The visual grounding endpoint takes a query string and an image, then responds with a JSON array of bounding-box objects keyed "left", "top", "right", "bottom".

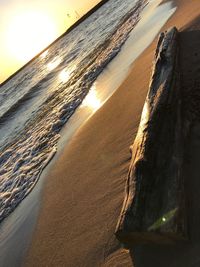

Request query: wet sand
[{"left": 25, "top": 0, "right": 200, "bottom": 266}]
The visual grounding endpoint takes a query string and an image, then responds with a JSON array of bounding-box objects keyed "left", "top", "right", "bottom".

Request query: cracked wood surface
[{"left": 115, "top": 27, "right": 187, "bottom": 245}]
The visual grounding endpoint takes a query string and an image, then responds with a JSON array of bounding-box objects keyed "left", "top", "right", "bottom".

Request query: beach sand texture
[{"left": 25, "top": 0, "right": 200, "bottom": 266}]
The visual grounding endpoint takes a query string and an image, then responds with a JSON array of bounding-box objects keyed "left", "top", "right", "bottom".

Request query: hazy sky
[{"left": 0, "top": 0, "right": 101, "bottom": 83}]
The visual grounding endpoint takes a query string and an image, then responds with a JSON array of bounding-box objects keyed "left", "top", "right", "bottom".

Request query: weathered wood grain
[{"left": 115, "top": 27, "right": 187, "bottom": 245}]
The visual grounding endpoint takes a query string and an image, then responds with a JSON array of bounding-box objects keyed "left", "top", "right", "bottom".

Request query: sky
[{"left": 0, "top": 0, "right": 101, "bottom": 83}]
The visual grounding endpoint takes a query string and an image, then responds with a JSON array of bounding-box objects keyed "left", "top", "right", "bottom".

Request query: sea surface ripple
[{"left": 0, "top": 0, "right": 146, "bottom": 222}]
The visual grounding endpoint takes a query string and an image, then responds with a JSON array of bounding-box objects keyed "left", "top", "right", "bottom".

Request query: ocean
[{"left": 0, "top": 0, "right": 147, "bottom": 223}]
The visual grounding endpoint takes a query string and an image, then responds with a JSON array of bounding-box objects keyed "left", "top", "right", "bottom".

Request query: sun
[{"left": 6, "top": 11, "right": 58, "bottom": 63}]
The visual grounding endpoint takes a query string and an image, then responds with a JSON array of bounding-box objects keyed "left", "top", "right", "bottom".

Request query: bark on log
[{"left": 115, "top": 27, "right": 187, "bottom": 245}]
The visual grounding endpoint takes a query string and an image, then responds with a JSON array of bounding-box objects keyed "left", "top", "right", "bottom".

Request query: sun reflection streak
[
  {"left": 59, "top": 69, "right": 71, "bottom": 82},
  {"left": 82, "top": 86, "right": 101, "bottom": 111},
  {"left": 47, "top": 57, "right": 61, "bottom": 70},
  {"left": 40, "top": 50, "right": 49, "bottom": 59}
]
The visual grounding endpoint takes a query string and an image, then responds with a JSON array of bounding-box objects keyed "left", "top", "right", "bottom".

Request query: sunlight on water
[
  {"left": 59, "top": 69, "right": 71, "bottom": 83},
  {"left": 40, "top": 50, "right": 49, "bottom": 59},
  {"left": 82, "top": 85, "right": 101, "bottom": 111},
  {"left": 47, "top": 57, "right": 62, "bottom": 70}
]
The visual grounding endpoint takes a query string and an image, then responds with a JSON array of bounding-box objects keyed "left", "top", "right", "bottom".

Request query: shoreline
[
  {"left": 0, "top": 1, "right": 176, "bottom": 266},
  {"left": 25, "top": 0, "right": 200, "bottom": 266}
]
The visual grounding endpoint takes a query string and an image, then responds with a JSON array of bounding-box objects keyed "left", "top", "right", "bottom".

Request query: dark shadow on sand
[{"left": 129, "top": 28, "right": 200, "bottom": 267}]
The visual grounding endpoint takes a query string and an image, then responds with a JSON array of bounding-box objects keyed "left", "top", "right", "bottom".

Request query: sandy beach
[{"left": 22, "top": 0, "right": 200, "bottom": 266}]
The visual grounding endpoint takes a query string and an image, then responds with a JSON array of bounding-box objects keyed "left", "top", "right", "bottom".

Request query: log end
[
  {"left": 115, "top": 229, "right": 187, "bottom": 246},
  {"left": 115, "top": 201, "right": 188, "bottom": 245},
  {"left": 115, "top": 26, "right": 188, "bottom": 245}
]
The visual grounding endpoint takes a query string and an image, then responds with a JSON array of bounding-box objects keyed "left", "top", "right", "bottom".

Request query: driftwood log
[{"left": 115, "top": 27, "right": 187, "bottom": 245}]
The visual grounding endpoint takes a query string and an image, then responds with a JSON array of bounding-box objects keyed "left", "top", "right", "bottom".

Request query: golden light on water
[
  {"left": 47, "top": 57, "right": 62, "bottom": 70},
  {"left": 59, "top": 69, "right": 71, "bottom": 82},
  {"left": 40, "top": 50, "right": 49, "bottom": 59},
  {"left": 6, "top": 11, "right": 58, "bottom": 63},
  {"left": 82, "top": 88, "right": 101, "bottom": 111}
]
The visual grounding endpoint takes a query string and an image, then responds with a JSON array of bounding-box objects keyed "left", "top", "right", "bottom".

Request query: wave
[{"left": 0, "top": 0, "right": 146, "bottom": 223}]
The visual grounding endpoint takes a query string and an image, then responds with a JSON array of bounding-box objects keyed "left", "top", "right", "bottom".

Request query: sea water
[{"left": 0, "top": 0, "right": 147, "bottom": 222}]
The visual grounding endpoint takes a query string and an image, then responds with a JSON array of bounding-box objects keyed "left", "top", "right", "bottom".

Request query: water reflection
[
  {"left": 82, "top": 85, "right": 101, "bottom": 111},
  {"left": 47, "top": 57, "right": 62, "bottom": 71},
  {"left": 59, "top": 69, "right": 71, "bottom": 83},
  {"left": 40, "top": 50, "right": 48, "bottom": 59}
]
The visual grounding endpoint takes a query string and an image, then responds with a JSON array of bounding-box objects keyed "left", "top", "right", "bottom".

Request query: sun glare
[
  {"left": 59, "top": 69, "right": 71, "bottom": 82},
  {"left": 6, "top": 11, "right": 58, "bottom": 63},
  {"left": 82, "top": 89, "right": 101, "bottom": 111},
  {"left": 47, "top": 57, "right": 62, "bottom": 71}
]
